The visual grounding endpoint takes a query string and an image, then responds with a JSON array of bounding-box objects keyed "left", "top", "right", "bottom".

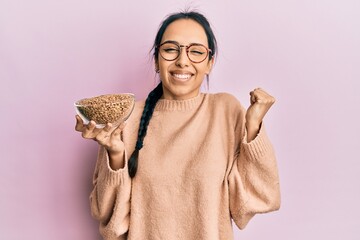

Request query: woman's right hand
[{"left": 75, "top": 115, "right": 127, "bottom": 169}]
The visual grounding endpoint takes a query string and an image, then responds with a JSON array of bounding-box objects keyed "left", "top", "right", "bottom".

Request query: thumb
[
  {"left": 111, "top": 122, "right": 127, "bottom": 137},
  {"left": 118, "top": 121, "right": 127, "bottom": 131},
  {"left": 249, "top": 91, "right": 256, "bottom": 105}
]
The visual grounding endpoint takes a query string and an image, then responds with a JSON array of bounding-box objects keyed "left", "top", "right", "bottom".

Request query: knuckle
[{"left": 103, "top": 125, "right": 111, "bottom": 132}]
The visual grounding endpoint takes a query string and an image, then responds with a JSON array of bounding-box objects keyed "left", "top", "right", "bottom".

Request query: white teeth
[{"left": 173, "top": 73, "right": 191, "bottom": 79}]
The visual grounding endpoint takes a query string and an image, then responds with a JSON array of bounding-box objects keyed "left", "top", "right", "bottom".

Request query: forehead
[{"left": 161, "top": 19, "right": 208, "bottom": 46}]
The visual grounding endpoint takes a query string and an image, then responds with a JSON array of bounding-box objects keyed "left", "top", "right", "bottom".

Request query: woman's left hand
[{"left": 245, "top": 88, "right": 276, "bottom": 140}]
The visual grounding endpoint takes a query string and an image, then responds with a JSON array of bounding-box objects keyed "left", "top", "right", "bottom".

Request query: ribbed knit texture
[{"left": 89, "top": 93, "right": 281, "bottom": 240}]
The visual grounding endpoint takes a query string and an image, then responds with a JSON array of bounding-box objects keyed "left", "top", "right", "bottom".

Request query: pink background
[{"left": 1, "top": 0, "right": 359, "bottom": 239}]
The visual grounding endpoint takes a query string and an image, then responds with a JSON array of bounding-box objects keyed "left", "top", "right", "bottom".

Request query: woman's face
[{"left": 156, "top": 19, "right": 214, "bottom": 100}]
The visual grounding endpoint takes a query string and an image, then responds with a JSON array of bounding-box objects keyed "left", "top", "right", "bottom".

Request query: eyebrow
[{"left": 161, "top": 40, "right": 207, "bottom": 46}]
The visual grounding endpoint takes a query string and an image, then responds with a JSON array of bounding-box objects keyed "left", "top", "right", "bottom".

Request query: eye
[
  {"left": 190, "top": 50, "right": 205, "bottom": 56},
  {"left": 160, "top": 43, "right": 180, "bottom": 54},
  {"left": 188, "top": 45, "right": 207, "bottom": 56},
  {"left": 163, "top": 48, "right": 179, "bottom": 53}
]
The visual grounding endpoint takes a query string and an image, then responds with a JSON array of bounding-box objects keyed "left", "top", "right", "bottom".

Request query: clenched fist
[{"left": 245, "top": 88, "right": 276, "bottom": 141}]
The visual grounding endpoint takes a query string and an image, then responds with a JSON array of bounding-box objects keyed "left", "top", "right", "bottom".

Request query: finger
[
  {"left": 252, "top": 88, "right": 269, "bottom": 104},
  {"left": 249, "top": 91, "right": 256, "bottom": 104},
  {"left": 82, "top": 120, "right": 97, "bottom": 138},
  {"left": 86, "top": 120, "right": 97, "bottom": 132},
  {"left": 117, "top": 121, "right": 127, "bottom": 131},
  {"left": 105, "top": 122, "right": 126, "bottom": 143},
  {"left": 103, "top": 126, "right": 123, "bottom": 149},
  {"left": 103, "top": 123, "right": 113, "bottom": 132},
  {"left": 95, "top": 123, "right": 113, "bottom": 142},
  {"left": 254, "top": 87, "right": 273, "bottom": 96},
  {"left": 253, "top": 88, "right": 276, "bottom": 104},
  {"left": 110, "top": 126, "right": 122, "bottom": 139},
  {"left": 75, "top": 115, "right": 84, "bottom": 132},
  {"left": 108, "top": 122, "right": 126, "bottom": 140}
]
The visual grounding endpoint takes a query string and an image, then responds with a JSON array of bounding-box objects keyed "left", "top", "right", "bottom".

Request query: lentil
[{"left": 76, "top": 94, "right": 134, "bottom": 125}]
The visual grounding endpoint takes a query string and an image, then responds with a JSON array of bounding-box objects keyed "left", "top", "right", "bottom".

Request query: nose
[{"left": 175, "top": 46, "right": 190, "bottom": 67}]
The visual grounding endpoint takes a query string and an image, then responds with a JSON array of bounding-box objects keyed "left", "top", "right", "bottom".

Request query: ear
[{"left": 205, "top": 57, "right": 214, "bottom": 74}]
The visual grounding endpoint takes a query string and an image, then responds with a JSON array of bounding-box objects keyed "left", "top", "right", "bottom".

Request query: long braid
[{"left": 128, "top": 82, "right": 163, "bottom": 178}]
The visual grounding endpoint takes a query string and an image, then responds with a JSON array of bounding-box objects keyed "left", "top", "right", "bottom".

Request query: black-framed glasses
[{"left": 158, "top": 41, "right": 212, "bottom": 63}]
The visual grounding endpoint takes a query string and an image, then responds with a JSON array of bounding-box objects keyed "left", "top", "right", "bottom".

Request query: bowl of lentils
[{"left": 75, "top": 93, "right": 135, "bottom": 128}]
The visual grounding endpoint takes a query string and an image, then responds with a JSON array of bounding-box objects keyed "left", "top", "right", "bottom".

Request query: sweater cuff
[
  {"left": 100, "top": 147, "right": 130, "bottom": 186},
  {"left": 242, "top": 124, "right": 274, "bottom": 161}
]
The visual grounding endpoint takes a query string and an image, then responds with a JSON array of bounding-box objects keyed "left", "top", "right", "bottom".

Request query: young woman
[{"left": 75, "top": 11, "right": 280, "bottom": 240}]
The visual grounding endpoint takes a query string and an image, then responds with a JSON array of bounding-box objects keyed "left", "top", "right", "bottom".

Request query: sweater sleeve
[
  {"left": 89, "top": 146, "right": 131, "bottom": 240},
  {"left": 228, "top": 123, "right": 281, "bottom": 230}
]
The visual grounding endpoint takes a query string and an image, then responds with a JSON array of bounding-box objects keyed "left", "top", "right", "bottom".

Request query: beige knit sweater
[{"left": 90, "top": 93, "right": 280, "bottom": 240}]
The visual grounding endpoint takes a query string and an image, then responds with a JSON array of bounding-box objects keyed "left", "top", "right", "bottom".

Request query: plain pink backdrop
[{"left": 1, "top": 0, "right": 359, "bottom": 239}]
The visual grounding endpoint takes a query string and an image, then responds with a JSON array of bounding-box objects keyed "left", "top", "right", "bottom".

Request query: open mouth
[{"left": 170, "top": 72, "right": 194, "bottom": 82}]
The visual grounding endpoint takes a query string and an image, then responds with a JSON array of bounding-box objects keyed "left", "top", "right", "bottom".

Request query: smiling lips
[{"left": 171, "top": 72, "right": 194, "bottom": 82}]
